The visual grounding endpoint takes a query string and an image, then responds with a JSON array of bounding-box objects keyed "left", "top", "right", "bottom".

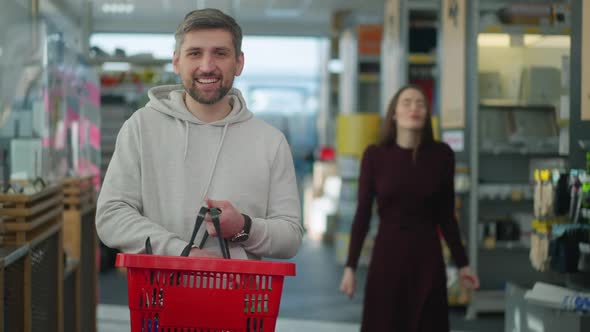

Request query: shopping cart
[{"left": 115, "top": 207, "right": 297, "bottom": 331}]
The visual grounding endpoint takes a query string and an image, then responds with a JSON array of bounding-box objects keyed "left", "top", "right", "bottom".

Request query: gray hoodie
[{"left": 96, "top": 85, "right": 303, "bottom": 260}]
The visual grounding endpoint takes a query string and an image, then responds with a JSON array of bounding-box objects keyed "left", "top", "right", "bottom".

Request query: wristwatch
[{"left": 230, "top": 214, "right": 252, "bottom": 243}]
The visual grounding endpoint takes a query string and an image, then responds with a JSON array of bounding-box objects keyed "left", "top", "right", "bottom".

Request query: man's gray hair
[{"left": 174, "top": 8, "right": 243, "bottom": 57}]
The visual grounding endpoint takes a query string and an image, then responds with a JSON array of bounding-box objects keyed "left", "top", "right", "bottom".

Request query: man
[{"left": 96, "top": 8, "right": 303, "bottom": 260}]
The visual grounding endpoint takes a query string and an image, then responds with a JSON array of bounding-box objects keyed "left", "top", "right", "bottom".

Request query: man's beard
[{"left": 184, "top": 77, "right": 233, "bottom": 105}]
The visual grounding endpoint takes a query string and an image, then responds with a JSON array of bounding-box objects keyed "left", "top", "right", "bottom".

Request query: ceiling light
[
  {"left": 264, "top": 9, "right": 302, "bottom": 18},
  {"left": 101, "top": 2, "right": 135, "bottom": 14},
  {"left": 264, "top": 0, "right": 310, "bottom": 18}
]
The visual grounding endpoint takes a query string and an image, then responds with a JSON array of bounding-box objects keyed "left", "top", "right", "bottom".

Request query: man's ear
[
  {"left": 172, "top": 51, "right": 180, "bottom": 75},
  {"left": 235, "top": 51, "right": 245, "bottom": 76}
]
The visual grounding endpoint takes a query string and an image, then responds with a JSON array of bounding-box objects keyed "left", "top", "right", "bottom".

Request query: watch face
[{"left": 232, "top": 232, "right": 249, "bottom": 243}]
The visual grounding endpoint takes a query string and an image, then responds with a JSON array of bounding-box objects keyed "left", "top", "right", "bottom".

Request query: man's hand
[
  {"left": 188, "top": 247, "right": 221, "bottom": 258},
  {"left": 204, "top": 198, "right": 245, "bottom": 238}
]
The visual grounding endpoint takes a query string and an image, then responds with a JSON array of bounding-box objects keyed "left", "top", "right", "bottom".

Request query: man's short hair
[{"left": 174, "top": 8, "right": 243, "bottom": 57}]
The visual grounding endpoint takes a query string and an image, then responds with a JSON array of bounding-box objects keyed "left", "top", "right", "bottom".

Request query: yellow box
[{"left": 336, "top": 113, "right": 381, "bottom": 159}]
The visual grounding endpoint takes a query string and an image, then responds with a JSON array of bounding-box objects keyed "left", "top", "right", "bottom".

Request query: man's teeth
[{"left": 196, "top": 78, "right": 219, "bottom": 84}]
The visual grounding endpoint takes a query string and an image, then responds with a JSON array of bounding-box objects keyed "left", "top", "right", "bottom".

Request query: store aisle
[
  {"left": 99, "top": 236, "right": 503, "bottom": 331},
  {"left": 98, "top": 304, "right": 361, "bottom": 332}
]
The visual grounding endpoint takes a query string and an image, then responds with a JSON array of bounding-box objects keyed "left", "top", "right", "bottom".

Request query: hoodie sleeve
[
  {"left": 242, "top": 136, "right": 304, "bottom": 259},
  {"left": 96, "top": 119, "right": 188, "bottom": 256}
]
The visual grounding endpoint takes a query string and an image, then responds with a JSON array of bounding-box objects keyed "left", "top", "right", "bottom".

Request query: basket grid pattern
[{"left": 127, "top": 268, "right": 283, "bottom": 331}]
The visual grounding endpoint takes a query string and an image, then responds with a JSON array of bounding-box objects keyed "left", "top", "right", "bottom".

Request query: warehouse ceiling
[
  {"left": 48, "top": 0, "right": 552, "bottom": 37},
  {"left": 89, "top": 0, "right": 387, "bottom": 36}
]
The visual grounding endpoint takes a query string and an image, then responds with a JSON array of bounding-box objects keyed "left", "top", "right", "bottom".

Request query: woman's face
[{"left": 394, "top": 88, "right": 428, "bottom": 131}]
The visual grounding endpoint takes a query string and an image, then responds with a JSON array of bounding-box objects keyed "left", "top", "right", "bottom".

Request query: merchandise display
[
  {"left": 530, "top": 168, "right": 590, "bottom": 274},
  {"left": 468, "top": 2, "right": 575, "bottom": 318}
]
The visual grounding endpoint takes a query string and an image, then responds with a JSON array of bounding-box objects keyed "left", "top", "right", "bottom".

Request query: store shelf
[
  {"left": 480, "top": 24, "right": 571, "bottom": 36},
  {"left": 358, "top": 55, "right": 380, "bottom": 63},
  {"left": 479, "top": 242, "right": 529, "bottom": 251},
  {"left": 479, "top": 99, "right": 555, "bottom": 109},
  {"left": 408, "top": 53, "right": 436, "bottom": 65},
  {"left": 558, "top": 119, "right": 570, "bottom": 127},
  {"left": 89, "top": 56, "right": 171, "bottom": 66},
  {"left": 466, "top": 290, "right": 505, "bottom": 319},
  {"left": 358, "top": 73, "right": 379, "bottom": 83},
  {"left": 100, "top": 83, "right": 156, "bottom": 99},
  {"left": 479, "top": 147, "right": 560, "bottom": 156},
  {"left": 478, "top": 183, "right": 533, "bottom": 201}
]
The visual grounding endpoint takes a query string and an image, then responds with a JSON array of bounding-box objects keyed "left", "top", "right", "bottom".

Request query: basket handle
[
  {"left": 180, "top": 206, "right": 231, "bottom": 259},
  {"left": 209, "top": 207, "right": 231, "bottom": 259}
]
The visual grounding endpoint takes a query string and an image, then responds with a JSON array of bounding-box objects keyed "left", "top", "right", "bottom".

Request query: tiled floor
[{"left": 99, "top": 236, "right": 504, "bottom": 331}]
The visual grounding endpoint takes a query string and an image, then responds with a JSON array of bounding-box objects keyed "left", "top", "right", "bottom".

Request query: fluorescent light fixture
[
  {"left": 264, "top": 9, "right": 302, "bottom": 18},
  {"left": 478, "top": 33, "right": 510, "bottom": 47},
  {"left": 264, "top": 0, "right": 310, "bottom": 17},
  {"left": 102, "top": 3, "right": 135, "bottom": 14},
  {"left": 102, "top": 62, "right": 131, "bottom": 71},
  {"left": 479, "top": 33, "right": 570, "bottom": 48}
]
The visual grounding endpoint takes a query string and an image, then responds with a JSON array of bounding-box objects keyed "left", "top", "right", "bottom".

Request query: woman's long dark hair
[{"left": 379, "top": 84, "right": 435, "bottom": 149}]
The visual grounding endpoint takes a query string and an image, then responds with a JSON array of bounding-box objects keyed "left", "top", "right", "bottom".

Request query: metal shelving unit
[
  {"left": 480, "top": 24, "right": 571, "bottom": 35},
  {"left": 465, "top": 0, "right": 573, "bottom": 320}
]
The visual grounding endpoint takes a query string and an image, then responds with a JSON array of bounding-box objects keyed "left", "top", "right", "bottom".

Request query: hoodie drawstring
[
  {"left": 183, "top": 120, "right": 189, "bottom": 161},
  {"left": 199, "top": 123, "right": 229, "bottom": 204}
]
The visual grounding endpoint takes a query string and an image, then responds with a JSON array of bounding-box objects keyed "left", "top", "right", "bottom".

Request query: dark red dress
[{"left": 346, "top": 142, "right": 468, "bottom": 332}]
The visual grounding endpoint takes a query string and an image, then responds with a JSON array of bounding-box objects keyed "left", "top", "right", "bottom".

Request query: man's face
[{"left": 173, "top": 29, "right": 244, "bottom": 105}]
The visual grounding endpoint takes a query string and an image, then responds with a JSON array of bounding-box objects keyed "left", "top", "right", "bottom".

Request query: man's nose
[{"left": 200, "top": 54, "right": 216, "bottom": 72}]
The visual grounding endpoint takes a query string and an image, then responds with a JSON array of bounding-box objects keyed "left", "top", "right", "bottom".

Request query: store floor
[{"left": 98, "top": 236, "right": 504, "bottom": 331}]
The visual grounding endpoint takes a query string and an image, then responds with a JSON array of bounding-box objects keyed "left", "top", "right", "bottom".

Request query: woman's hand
[
  {"left": 459, "top": 266, "right": 480, "bottom": 290},
  {"left": 340, "top": 267, "right": 357, "bottom": 299}
]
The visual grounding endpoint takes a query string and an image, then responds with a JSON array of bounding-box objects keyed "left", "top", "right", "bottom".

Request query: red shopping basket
[{"left": 116, "top": 253, "right": 296, "bottom": 331}]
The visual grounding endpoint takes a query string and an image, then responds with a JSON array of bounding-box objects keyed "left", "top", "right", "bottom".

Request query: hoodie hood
[
  {"left": 146, "top": 84, "right": 253, "bottom": 126},
  {"left": 145, "top": 84, "right": 254, "bottom": 204}
]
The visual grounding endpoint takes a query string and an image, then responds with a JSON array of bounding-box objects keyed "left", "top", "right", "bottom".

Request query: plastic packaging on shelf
[{"left": 524, "top": 282, "right": 590, "bottom": 312}]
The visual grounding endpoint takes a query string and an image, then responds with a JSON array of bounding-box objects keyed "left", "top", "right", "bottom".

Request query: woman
[{"left": 340, "top": 85, "right": 479, "bottom": 331}]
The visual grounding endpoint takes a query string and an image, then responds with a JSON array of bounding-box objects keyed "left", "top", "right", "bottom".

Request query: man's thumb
[{"left": 206, "top": 198, "right": 223, "bottom": 208}]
